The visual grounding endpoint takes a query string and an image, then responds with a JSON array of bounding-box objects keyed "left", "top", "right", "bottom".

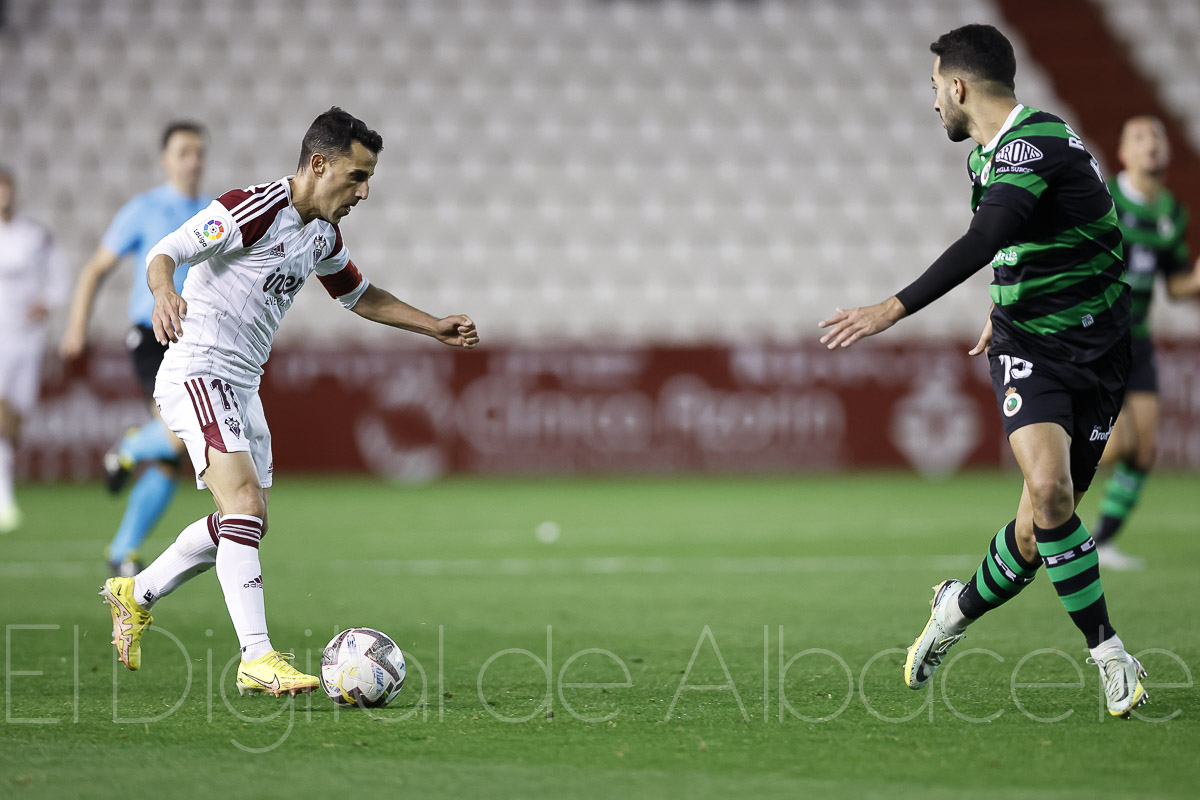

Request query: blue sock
[
  {"left": 120, "top": 420, "right": 178, "bottom": 463},
  {"left": 108, "top": 466, "right": 179, "bottom": 563}
]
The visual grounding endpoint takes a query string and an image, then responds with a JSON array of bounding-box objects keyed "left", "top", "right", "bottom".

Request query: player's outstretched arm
[
  {"left": 351, "top": 284, "right": 479, "bottom": 348},
  {"left": 818, "top": 297, "right": 906, "bottom": 349},
  {"left": 59, "top": 246, "right": 121, "bottom": 360},
  {"left": 147, "top": 254, "right": 188, "bottom": 345}
]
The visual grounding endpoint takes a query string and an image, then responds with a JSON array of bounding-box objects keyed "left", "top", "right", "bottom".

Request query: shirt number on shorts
[
  {"left": 998, "top": 355, "right": 1034, "bottom": 385},
  {"left": 209, "top": 379, "right": 240, "bottom": 412}
]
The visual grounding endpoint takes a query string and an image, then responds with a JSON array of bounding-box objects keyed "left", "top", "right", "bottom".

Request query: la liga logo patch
[{"left": 202, "top": 219, "right": 225, "bottom": 241}]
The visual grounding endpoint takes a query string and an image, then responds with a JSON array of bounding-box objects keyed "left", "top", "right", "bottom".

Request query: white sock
[
  {"left": 943, "top": 594, "right": 970, "bottom": 635},
  {"left": 215, "top": 514, "right": 272, "bottom": 660},
  {"left": 0, "top": 437, "right": 15, "bottom": 510},
  {"left": 133, "top": 513, "right": 219, "bottom": 609},
  {"left": 1089, "top": 634, "right": 1125, "bottom": 663}
]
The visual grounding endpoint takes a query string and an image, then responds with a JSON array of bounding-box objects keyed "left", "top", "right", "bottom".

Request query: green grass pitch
[{"left": 2, "top": 472, "right": 1197, "bottom": 798}]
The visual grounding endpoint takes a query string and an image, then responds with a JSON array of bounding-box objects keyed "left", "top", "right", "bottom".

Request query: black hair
[
  {"left": 297, "top": 107, "right": 383, "bottom": 172},
  {"left": 160, "top": 120, "right": 207, "bottom": 150},
  {"left": 930, "top": 24, "right": 1016, "bottom": 94}
]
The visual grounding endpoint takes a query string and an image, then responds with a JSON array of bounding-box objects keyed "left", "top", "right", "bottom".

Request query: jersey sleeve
[
  {"left": 976, "top": 136, "right": 1062, "bottom": 221},
  {"left": 146, "top": 199, "right": 244, "bottom": 270},
  {"left": 314, "top": 225, "right": 370, "bottom": 308},
  {"left": 99, "top": 196, "right": 144, "bottom": 257}
]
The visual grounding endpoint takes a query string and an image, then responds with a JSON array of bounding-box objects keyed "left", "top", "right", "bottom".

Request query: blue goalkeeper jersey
[{"left": 100, "top": 183, "right": 211, "bottom": 327}]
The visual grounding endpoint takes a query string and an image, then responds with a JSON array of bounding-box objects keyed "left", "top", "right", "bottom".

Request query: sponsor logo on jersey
[
  {"left": 202, "top": 219, "right": 225, "bottom": 242},
  {"left": 269, "top": 243, "right": 286, "bottom": 259},
  {"left": 991, "top": 249, "right": 1019, "bottom": 266},
  {"left": 1081, "top": 313, "right": 1094, "bottom": 328},
  {"left": 1003, "top": 387, "right": 1022, "bottom": 417},
  {"left": 995, "top": 139, "right": 1043, "bottom": 168},
  {"left": 262, "top": 269, "right": 306, "bottom": 298},
  {"left": 312, "top": 234, "right": 328, "bottom": 262}
]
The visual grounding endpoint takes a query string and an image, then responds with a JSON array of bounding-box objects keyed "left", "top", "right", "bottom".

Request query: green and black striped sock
[
  {"left": 1035, "top": 514, "right": 1115, "bottom": 648},
  {"left": 958, "top": 520, "right": 1040, "bottom": 620},
  {"left": 1093, "top": 463, "right": 1147, "bottom": 545}
]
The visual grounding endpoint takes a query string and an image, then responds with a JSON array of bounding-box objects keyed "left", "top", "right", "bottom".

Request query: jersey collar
[
  {"left": 1116, "top": 171, "right": 1150, "bottom": 206},
  {"left": 980, "top": 103, "right": 1025, "bottom": 154}
]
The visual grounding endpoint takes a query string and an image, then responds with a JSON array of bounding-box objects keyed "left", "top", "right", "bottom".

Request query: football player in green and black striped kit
[
  {"left": 1090, "top": 116, "right": 1200, "bottom": 571},
  {"left": 819, "top": 24, "right": 1147, "bottom": 717}
]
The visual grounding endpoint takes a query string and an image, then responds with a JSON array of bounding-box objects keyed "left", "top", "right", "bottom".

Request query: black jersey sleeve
[
  {"left": 976, "top": 135, "right": 1065, "bottom": 221},
  {"left": 895, "top": 204, "right": 1023, "bottom": 315}
]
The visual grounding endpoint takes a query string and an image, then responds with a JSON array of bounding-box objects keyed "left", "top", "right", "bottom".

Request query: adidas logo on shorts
[{"left": 243, "top": 575, "right": 264, "bottom": 589}]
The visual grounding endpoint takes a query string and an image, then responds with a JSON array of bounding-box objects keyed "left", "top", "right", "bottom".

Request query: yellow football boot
[
  {"left": 236, "top": 651, "right": 320, "bottom": 697},
  {"left": 99, "top": 577, "right": 153, "bottom": 671}
]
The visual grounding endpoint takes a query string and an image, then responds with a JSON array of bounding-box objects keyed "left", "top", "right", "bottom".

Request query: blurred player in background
[
  {"left": 819, "top": 25, "right": 1147, "bottom": 717},
  {"left": 0, "top": 167, "right": 69, "bottom": 532},
  {"left": 1089, "top": 115, "right": 1200, "bottom": 571},
  {"left": 59, "top": 121, "right": 211, "bottom": 575},
  {"left": 100, "top": 107, "right": 479, "bottom": 696}
]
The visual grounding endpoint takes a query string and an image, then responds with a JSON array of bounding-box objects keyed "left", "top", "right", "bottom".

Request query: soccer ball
[{"left": 320, "top": 628, "right": 406, "bottom": 708}]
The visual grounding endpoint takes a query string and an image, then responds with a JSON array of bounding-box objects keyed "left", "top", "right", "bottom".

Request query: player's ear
[
  {"left": 952, "top": 76, "right": 967, "bottom": 104},
  {"left": 311, "top": 153, "right": 327, "bottom": 177}
]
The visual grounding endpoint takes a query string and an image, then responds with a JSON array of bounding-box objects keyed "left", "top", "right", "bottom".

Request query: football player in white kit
[
  {"left": 100, "top": 108, "right": 479, "bottom": 696},
  {"left": 0, "top": 168, "right": 69, "bottom": 532}
]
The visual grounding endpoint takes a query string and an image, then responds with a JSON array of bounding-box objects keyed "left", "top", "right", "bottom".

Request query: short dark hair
[
  {"left": 161, "top": 120, "right": 207, "bottom": 150},
  {"left": 930, "top": 24, "right": 1016, "bottom": 94},
  {"left": 297, "top": 107, "right": 383, "bottom": 172}
]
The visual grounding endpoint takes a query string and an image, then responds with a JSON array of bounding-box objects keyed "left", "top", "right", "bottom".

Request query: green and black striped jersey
[
  {"left": 1108, "top": 173, "right": 1189, "bottom": 339},
  {"left": 969, "top": 105, "right": 1130, "bottom": 363}
]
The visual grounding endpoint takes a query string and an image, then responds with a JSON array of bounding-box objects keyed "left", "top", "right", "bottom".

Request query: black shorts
[
  {"left": 1125, "top": 336, "right": 1158, "bottom": 394},
  {"left": 125, "top": 324, "right": 168, "bottom": 401},
  {"left": 989, "top": 335, "right": 1131, "bottom": 492}
]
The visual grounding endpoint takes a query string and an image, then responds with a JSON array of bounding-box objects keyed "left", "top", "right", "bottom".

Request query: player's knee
[
  {"left": 227, "top": 484, "right": 267, "bottom": 520},
  {"left": 1026, "top": 474, "right": 1074, "bottom": 525}
]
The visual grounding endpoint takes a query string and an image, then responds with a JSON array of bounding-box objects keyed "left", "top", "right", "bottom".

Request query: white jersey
[
  {"left": 0, "top": 213, "right": 69, "bottom": 343},
  {"left": 149, "top": 176, "right": 369, "bottom": 389}
]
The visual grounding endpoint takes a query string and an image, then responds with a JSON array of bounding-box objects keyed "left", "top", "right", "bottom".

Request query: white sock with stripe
[
  {"left": 133, "top": 513, "right": 219, "bottom": 609},
  {"left": 216, "top": 514, "right": 273, "bottom": 661}
]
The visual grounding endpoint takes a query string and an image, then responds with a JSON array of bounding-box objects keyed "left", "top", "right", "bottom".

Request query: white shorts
[
  {"left": 154, "top": 376, "right": 274, "bottom": 490},
  {"left": 0, "top": 343, "right": 43, "bottom": 415}
]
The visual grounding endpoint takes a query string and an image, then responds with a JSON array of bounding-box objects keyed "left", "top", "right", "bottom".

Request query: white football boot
[
  {"left": 1089, "top": 651, "right": 1148, "bottom": 718},
  {"left": 904, "top": 579, "right": 967, "bottom": 689}
]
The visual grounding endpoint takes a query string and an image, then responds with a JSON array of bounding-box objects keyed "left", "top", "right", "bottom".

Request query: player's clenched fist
[
  {"left": 152, "top": 289, "right": 188, "bottom": 345},
  {"left": 435, "top": 314, "right": 479, "bottom": 349}
]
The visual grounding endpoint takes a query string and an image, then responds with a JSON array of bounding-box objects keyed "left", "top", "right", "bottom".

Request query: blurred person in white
[
  {"left": 99, "top": 107, "right": 479, "bottom": 697},
  {"left": 59, "top": 121, "right": 212, "bottom": 576},
  {"left": 1090, "top": 115, "right": 1200, "bottom": 570},
  {"left": 0, "top": 167, "right": 70, "bottom": 532}
]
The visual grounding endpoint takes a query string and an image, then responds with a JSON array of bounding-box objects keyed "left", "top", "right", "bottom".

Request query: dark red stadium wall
[
  {"left": 995, "top": 0, "right": 1200, "bottom": 254},
  {"left": 19, "top": 342, "right": 1200, "bottom": 481}
]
